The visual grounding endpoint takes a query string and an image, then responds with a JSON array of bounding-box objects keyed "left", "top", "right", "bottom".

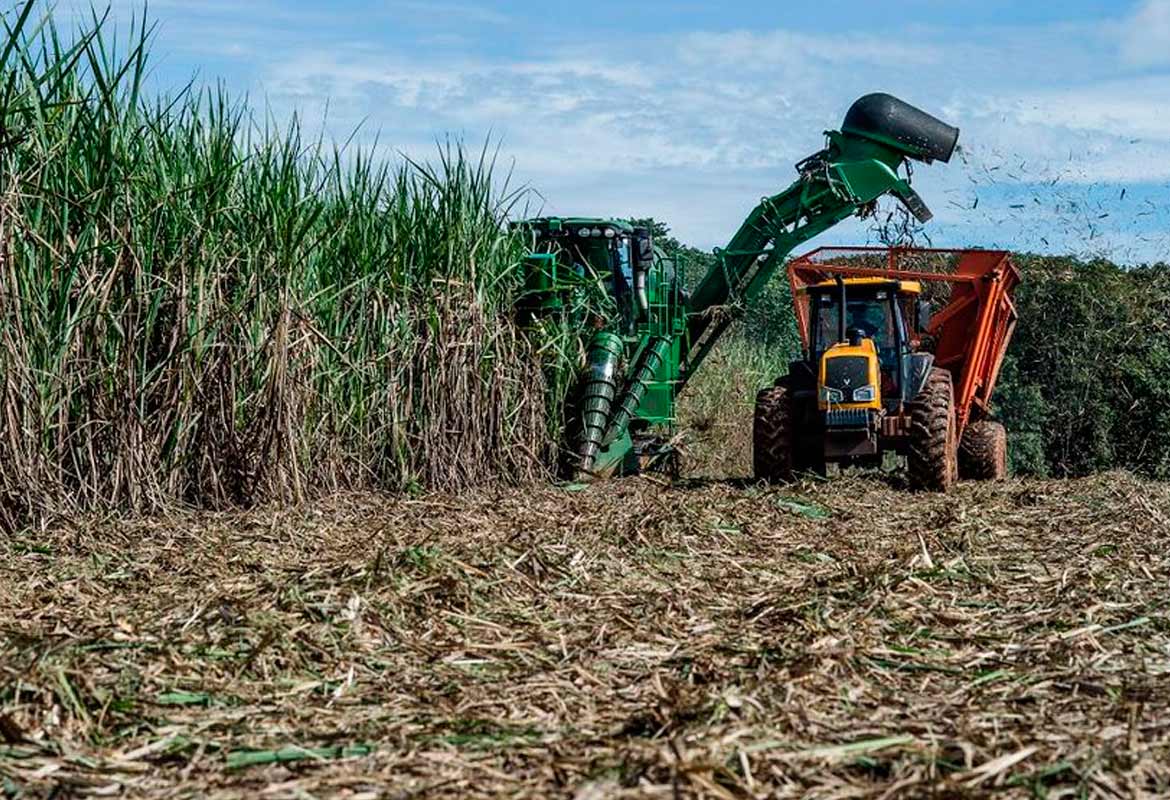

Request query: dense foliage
[{"left": 996, "top": 256, "right": 1170, "bottom": 478}]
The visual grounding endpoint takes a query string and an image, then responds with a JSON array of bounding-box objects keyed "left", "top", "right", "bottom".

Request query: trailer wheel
[
  {"left": 960, "top": 420, "right": 1008, "bottom": 481},
  {"left": 753, "top": 383, "right": 795, "bottom": 483},
  {"left": 907, "top": 368, "right": 958, "bottom": 492}
]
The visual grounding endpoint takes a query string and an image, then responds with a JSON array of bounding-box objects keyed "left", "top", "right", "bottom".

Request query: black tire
[
  {"left": 907, "top": 368, "right": 958, "bottom": 492},
  {"left": 960, "top": 420, "right": 1008, "bottom": 481},
  {"left": 753, "top": 382, "right": 795, "bottom": 483}
]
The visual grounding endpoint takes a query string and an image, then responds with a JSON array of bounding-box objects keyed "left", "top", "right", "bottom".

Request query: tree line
[{"left": 643, "top": 220, "right": 1170, "bottom": 479}]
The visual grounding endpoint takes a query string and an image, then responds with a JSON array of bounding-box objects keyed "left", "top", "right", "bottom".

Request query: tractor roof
[{"left": 807, "top": 277, "right": 922, "bottom": 295}]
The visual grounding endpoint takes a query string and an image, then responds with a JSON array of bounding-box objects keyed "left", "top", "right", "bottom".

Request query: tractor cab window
[
  {"left": 813, "top": 292, "right": 903, "bottom": 374},
  {"left": 814, "top": 294, "right": 893, "bottom": 350}
]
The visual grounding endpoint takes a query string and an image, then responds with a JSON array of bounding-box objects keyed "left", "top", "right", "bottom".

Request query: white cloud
[
  {"left": 1119, "top": 0, "right": 1170, "bottom": 65},
  {"left": 1021, "top": 76, "right": 1170, "bottom": 140},
  {"left": 675, "top": 29, "right": 946, "bottom": 70}
]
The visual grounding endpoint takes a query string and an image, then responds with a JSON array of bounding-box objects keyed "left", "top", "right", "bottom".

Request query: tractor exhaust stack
[{"left": 836, "top": 275, "right": 848, "bottom": 344}]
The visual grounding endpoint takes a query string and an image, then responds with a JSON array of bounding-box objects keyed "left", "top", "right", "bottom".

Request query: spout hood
[{"left": 842, "top": 93, "right": 959, "bottom": 164}]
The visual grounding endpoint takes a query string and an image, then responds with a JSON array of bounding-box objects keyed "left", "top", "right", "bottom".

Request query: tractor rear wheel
[
  {"left": 907, "top": 368, "right": 958, "bottom": 492},
  {"left": 753, "top": 382, "right": 795, "bottom": 483},
  {"left": 960, "top": 420, "right": 1008, "bottom": 481}
]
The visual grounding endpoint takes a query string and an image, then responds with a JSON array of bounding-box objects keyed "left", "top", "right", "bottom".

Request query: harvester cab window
[
  {"left": 564, "top": 242, "right": 596, "bottom": 278},
  {"left": 613, "top": 238, "right": 633, "bottom": 300},
  {"left": 545, "top": 231, "right": 638, "bottom": 331},
  {"left": 615, "top": 238, "right": 631, "bottom": 281},
  {"left": 528, "top": 232, "right": 586, "bottom": 279}
]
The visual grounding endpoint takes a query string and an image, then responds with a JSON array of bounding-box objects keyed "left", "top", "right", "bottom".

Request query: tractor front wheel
[
  {"left": 907, "top": 368, "right": 958, "bottom": 492},
  {"left": 960, "top": 420, "right": 1008, "bottom": 481},
  {"left": 753, "top": 382, "right": 795, "bottom": 483}
]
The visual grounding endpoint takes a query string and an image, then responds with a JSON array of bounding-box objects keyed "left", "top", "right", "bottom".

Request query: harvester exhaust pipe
[
  {"left": 842, "top": 93, "right": 959, "bottom": 165},
  {"left": 632, "top": 227, "right": 654, "bottom": 318}
]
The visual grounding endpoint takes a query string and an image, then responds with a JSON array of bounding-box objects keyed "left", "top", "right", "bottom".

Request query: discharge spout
[{"left": 842, "top": 93, "right": 959, "bottom": 164}]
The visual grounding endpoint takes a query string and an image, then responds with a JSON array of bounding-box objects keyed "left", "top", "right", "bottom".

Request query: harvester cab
[{"left": 514, "top": 217, "right": 673, "bottom": 334}]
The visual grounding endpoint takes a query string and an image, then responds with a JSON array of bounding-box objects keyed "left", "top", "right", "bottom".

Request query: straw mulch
[{"left": 2, "top": 474, "right": 1168, "bottom": 798}]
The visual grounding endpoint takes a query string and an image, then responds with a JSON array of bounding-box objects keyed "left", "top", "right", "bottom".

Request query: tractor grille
[
  {"left": 825, "top": 408, "right": 872, "bottom": 429},
  {"left": 824, "top": 356, "right": 869, "bottom": 394}
]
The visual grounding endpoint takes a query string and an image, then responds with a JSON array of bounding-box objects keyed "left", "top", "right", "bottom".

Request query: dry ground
[{"left": 2, "top": 474, "right": 1169, "bottom": 798}]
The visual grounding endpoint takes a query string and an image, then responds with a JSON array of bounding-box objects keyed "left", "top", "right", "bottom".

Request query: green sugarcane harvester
[{"left": 516, "top": 94, "right": 962, "bottom": 479}]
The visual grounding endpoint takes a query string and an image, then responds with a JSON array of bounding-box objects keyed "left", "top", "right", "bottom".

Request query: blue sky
[{"left": 57, "top": 1, "right": 1170, "bottom": 261}]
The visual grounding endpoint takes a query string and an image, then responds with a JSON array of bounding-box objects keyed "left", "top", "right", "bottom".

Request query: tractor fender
[{"left": 907, "top": 353, "right": 936, "bottom": 399}]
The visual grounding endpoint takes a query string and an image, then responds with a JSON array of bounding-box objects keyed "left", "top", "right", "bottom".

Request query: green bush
[{"left": 997, "top": 256, "right": 1170, "bottom": 479}]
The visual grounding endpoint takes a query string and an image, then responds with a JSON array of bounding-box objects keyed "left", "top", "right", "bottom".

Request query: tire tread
[{"left": 907, "top": 368, "right": 957, "bottom": 492}]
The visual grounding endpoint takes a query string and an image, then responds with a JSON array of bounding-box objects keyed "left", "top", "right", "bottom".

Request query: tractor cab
[{"left": 807, "top": 278, "right": 928, "bottom": 417}]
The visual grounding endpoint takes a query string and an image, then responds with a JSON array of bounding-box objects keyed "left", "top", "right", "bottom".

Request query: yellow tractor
[{"left": 754, "top": 248, "right": 1020, "bottom": 491}]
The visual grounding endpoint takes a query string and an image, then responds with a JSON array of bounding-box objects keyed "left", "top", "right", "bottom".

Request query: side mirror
[
  {"left": 916, "top": 299, "right": 933, "bottom": 332},
  {"left": 630, "top": 227, "right": 655, "bottom": 319},
  {"left": 631, "top": 227, "right": 654, "bottom": 273}
]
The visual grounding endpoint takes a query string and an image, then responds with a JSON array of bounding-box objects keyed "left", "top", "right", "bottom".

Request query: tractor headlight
[
  {"left": 852, "top": 385, "right": 877, "bottom": 403},
  {"left": 820, "top": 387, "right": 845, "bottom": 404}
]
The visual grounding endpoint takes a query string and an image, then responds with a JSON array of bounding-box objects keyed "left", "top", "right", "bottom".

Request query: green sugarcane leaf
[
  {"left": 775, "top": 496, "right": 831, "bottom": 519},
  {"left": 227, "top": 745, "right": 373, "bottom": 770},
  {"left": 156, "top": 691, "right": 212, "bottom": 707}
]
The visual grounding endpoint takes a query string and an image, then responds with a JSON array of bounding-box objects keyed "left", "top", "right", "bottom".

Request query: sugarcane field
[{"left": 2, "top": 1, "right": 1169, "bottom": 798}]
